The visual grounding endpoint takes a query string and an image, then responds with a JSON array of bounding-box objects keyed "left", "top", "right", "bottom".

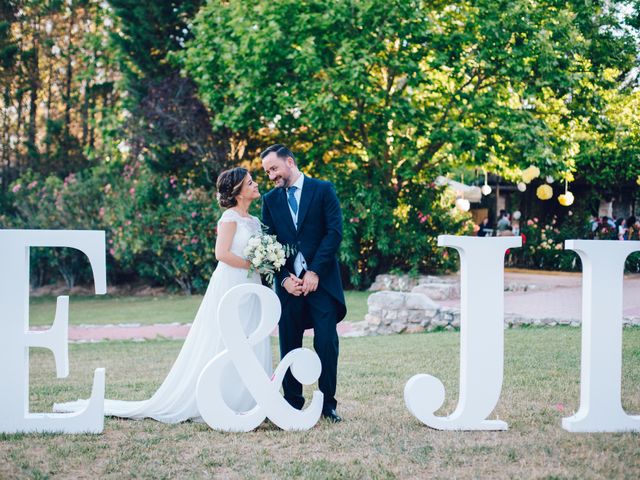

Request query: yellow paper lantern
[
  {"left": 557, "top": 178, "right": 574, "bottom": 206},
  {"left": 522, "top": 165, "right": 541, "bottom": 184},
  {"left": 536, "top": 184, "right": 553, "bottom": 200},
  {"left": 558, "top": 191, "right": 574, "bottom": 206},
  {"left": 637, "top": 175, "right": 640, "bottom": 186}
]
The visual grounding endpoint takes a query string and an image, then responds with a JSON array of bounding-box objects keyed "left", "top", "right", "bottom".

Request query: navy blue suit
[{"left": 262, "top": 176, "right": 346, "bottom": 412}]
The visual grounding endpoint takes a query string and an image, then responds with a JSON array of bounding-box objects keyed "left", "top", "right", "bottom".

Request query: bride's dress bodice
[{"left": 218, "top": 209, "right": 262, "bottom": 263}]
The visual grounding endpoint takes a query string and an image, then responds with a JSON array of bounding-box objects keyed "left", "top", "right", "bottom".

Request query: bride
[{"left": 55, "top": 167, "right": 273, "bottom": 422}]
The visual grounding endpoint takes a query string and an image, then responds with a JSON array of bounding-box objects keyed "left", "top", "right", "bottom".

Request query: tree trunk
[
  {"left": 26, "top": 20, "right": 39, "bottom": 168},
  {"left": 63, "top": 10, "right": 74, "bottom": 138},
  {"left": 81, "top": 79, "right": 89, "bottom": 147}
]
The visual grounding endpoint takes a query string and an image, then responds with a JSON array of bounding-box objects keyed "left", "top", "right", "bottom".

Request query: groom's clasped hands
[{"left": 283, "top": 271, "right": 319, "bottom": 296}]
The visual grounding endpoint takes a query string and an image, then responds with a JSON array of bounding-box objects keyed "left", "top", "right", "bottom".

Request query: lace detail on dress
[
  {"left": 217, "top": 209, "right": 260, "bottom": 230},
  {"left": 217, "top": 209, "right": 261, "bottom": 258}
]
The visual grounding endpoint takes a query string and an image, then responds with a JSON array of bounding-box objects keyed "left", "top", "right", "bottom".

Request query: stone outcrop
[
  {"left": 356, "top": 291, "right": 458, "bottom": 336},
  {"left": 344, "top": 285, "right": 640, "bottom": 337}
]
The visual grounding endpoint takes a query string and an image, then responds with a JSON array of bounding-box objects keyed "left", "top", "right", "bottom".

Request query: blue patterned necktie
[{"left": 287, "top": 186, "right": 298, "bottom": 215}]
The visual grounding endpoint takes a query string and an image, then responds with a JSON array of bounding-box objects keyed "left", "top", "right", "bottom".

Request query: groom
[{"left": 261, "top": 144, "right": 347, "bottom": 423}]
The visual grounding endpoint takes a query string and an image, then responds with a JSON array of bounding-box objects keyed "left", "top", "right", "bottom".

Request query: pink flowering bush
[
  {"left": 510, "top": 213, "right": 591, "bottom": 271},
  {"left": 103, "top": 161, "right": 220, "bottom": 293},
  {"left": 6, "top": 169, "right": 109, "bottom": 287},
  {"left": 5, "top": 161, "right": 222, "bottom": 293}
]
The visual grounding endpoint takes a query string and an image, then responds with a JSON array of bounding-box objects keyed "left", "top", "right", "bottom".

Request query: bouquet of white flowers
[{"left": 243, "top": 231, "right": 293, "bottom": 284}]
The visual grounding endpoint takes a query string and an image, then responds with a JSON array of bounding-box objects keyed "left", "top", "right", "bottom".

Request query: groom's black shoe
[{"left": 321, "top": 409, "right": 342, "bottom": 423}]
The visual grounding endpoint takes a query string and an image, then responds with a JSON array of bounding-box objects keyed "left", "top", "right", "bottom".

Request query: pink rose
[{"left": 11, "top": 184, "right": 21, "bottom": 193}]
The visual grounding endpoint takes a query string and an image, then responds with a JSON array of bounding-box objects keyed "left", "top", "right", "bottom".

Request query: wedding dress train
[{"left": 54, "top": 209, "right": 272, "bottom": 423}]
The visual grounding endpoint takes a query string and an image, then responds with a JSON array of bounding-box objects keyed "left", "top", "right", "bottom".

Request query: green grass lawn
[
  {"left": 1, "top": 328, "right": 639, "bottom": 478},
  {"left": 28, "top": 290, "right": 371, "bottom": 327}
]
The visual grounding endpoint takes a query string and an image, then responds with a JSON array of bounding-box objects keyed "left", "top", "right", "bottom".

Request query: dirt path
[{"left": 61, "top": 322, "right": 355, "bottom": 342}]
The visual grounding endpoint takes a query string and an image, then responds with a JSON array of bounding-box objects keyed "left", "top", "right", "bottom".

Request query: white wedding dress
[{"left": 54, "top": 209, "right": 273, "bottom": 423}]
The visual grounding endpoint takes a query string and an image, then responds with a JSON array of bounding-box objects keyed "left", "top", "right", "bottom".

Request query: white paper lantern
[
  {"left": 512, "top": 210, "right": 521, "bottom": 220},
  {"left": 481, "top": 184, "right": 492, "bottom": 196},
  {"left": 517, "top": 182, "right": 527, "bottom": 192},
  {"left": 455, "top": 198, "right": 470, "bottom": 212}
]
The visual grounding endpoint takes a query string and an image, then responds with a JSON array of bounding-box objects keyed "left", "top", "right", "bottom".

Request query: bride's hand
[{"left": 284, "top": 275, "right": 303, "bottom": 296}]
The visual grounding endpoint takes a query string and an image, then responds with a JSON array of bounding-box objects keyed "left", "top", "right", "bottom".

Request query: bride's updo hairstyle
[{"left": 216, "top": 167, "right": 248, "bottom": 208}]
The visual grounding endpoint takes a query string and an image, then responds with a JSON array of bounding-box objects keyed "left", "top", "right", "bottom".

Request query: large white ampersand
[{"left": 195, "top": 284, "right": 323, "bottom": 432}]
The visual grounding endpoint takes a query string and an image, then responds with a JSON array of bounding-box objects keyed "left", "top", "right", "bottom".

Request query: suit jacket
[{"left": 262, "top": 176, "right": 347, "bottom": 322}]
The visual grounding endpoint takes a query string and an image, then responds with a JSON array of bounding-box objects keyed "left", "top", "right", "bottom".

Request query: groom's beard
[{"left": 275, "top": 176, "right": 291, "bottom": 188}]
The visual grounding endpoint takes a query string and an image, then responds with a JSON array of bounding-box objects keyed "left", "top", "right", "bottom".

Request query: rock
[
  {"left": 431, "top": 317, "right": 449, "bottom": 327},
  {"left": 368, "top": 291, "right": 405, "bottom": 309},
  {"left": 384, "top": 310, "right": 398, "bottom": 321},
  {"left": 411, "top": 283, "right": 459, "bottom": 300},
  {"left": 390, "top": 322, "right": 407, "bottom": 333},
  {"left": 405, "top": 292, "right": 439, "bottom": 310},
  {"left": 408, "top": 311, "right": 423, "bottom": 324},
  {"left": 405, "top": 325, "right": 426, "bottom": 334},
  {"left": 365, "top": 314, "right": 382, "bottom": 326}
]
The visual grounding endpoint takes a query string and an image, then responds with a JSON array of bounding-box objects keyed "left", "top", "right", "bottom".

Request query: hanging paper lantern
[
  {"left": 536, "top": 184, "right": 553, "bottom": 200},
  {"left": 637, "top": 175, "right": 640, "bottom": 186},
  {"left": 517, "top": 182, "right": 527, "bottom": 192},
  {"left": 481, "top": 170, "right": 492, "bottom": 195},
  {"left": 512, "top": 210, "right": 522, "bottom": 220},
  {"left": 546, "top": 176, "right": 555, "bottom": 183},
  {"left": 558, "top": 178, "right": 574, "bottom": 206},
  {"left": 522, "top": 165, "right": 541, "bottom": 184},
  {"left": 455, "top": 198, "right": 470, "bottom": 211},
  {"left": 558, "top": 192, "right": 574, "bottom": 206}
]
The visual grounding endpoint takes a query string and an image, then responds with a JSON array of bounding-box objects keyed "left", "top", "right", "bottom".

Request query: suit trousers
[{"left": 278, "top": 283, "right": 339, "bottom": 413}]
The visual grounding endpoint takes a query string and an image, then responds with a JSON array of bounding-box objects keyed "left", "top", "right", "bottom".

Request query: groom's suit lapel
[{"left": 296, "top": 177, "right": 317, "bottom": 232}]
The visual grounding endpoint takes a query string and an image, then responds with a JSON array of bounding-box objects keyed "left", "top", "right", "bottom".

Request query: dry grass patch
[{"left": 1, "top": 328, "right": 639, "bottom": 479}]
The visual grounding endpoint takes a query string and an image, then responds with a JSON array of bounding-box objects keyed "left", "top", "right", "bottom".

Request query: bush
[
  {"left": 338, "top": 178, "right": 475, "bottom": 288},
  {"left": 103, "top": 160, "right": 221, "bottom": 293},
  {"left": 5, "top": 161, "right": 222, "bottom": 294},
  {"left": 6, "top": 170, "right": 108, "bottom": 288}
]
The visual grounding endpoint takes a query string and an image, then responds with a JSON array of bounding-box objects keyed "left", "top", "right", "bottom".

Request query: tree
[
  {"left": 107, "top": 0, "right": 231, "bottom": 184},
  {"left": 181, "top": 0, "right": 639, "bottom": 284}
]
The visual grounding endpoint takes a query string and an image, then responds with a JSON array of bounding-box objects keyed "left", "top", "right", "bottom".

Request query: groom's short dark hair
[{"left": 260, "top": 144, "right": 296, "bottom": 163}]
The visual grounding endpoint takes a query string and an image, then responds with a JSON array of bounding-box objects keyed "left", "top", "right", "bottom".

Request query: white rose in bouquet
[{"left": 243, "top": 227, "right": 294, "bottom": 284}]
